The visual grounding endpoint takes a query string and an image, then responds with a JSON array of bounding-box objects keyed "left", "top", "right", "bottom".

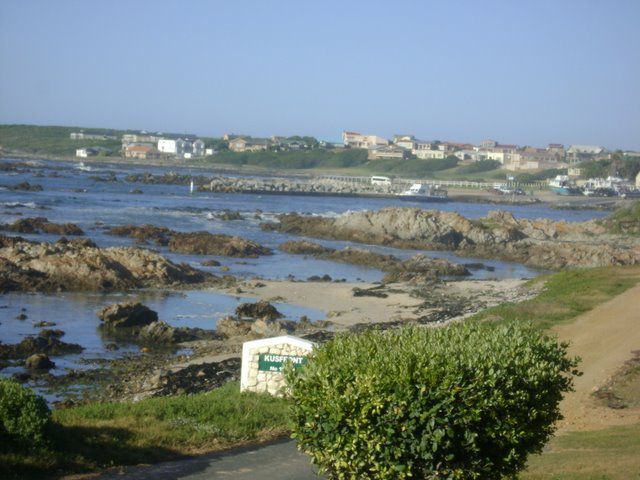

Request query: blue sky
[{"left": 1, "top": 0, "right": 639, "bottom": 149}]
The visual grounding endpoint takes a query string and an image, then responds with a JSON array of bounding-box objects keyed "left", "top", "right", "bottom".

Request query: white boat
[
  {"left": 548, "top": 175, "right": 581, "bottom": 195},
  {"left": 397, "top": 183, "right": 448, "bottom": 202},
  {"left": 75, "top": 162, "right": 92, "bottom": 172}
]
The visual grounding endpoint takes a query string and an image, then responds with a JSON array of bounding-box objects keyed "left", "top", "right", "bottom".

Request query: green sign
[{"left": 258, "top": 353, "right": 308, "bottom": 372}]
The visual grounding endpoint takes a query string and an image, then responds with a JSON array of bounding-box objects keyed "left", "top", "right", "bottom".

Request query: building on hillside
[
  {"left": 413, "top": 140, "right": 433, "bottom": 153},
  {"left": 75, "top": 148, "right": 98, "bottom": 158},
  {"left": 367, "top": 145, "right": 409, "bottom": 160},
  {"left": 393, "top": 135, "right": 416, "bottom": 150},
  {"left": 415, "top": 149, "right": 446, "bottom": 160},
  {"left": 453, "top": 150, "right": 490, "bottom": 163},
  {"left": 566, "top": 144, "right": 607, "bottom": 163},
  {"left": 124, "top": 144, "right": 158, "bottom": 160},
  {"left": 480, "top": 139, "right": 498, "bottom": 148},
  {"left": 504, "top": 150, "right": 565, "bottom": 171},
  {"left": 439, "top": 141, "right": 473, "bottom": 152},
  {"left": 223, "top": 133, "right": 251, "bottom": 142},
  {"left": 547, "top": 143, "right": 565, "bottom": 155},
  {"left": 636, "top": 171, "right": 640, "bottom": 188},
  {"left": 568, "top": 167, "right": 582, "bottom": 177},
  {"left": 342, "top": 131, "right": 388, "bottom": 149},
  {"left": 70, "top": 132, "right": 116, "bottom": 140},
  {"left": 228, "top": 137, "right": 270, "bottom": 152},
  {"left": 157, "top": 138, "right": 205, "bottom": 157}
]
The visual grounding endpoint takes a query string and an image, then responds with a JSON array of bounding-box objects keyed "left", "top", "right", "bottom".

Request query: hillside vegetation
[{"left": 0, "top": 125, "right": 123, "bottom": 157}]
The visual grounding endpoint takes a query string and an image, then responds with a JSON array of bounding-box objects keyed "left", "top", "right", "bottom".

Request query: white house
[
  {"left": 416, "top": 149, "right": 446, "bottom": 160},
  {"left": 157, "top": 137, "right": 205, "bottom": 157},
  {"left": 75, "top": 148, "right": 97, "bottom": 158},
  {"left": 393, "top": 135, "right": 416, "bottom": 150},
  {"left": 342, "top": 131, "right": 388, "bottom": 149}
]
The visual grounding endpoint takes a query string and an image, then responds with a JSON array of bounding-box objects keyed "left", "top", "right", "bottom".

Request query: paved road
[{"left": 97, "top": 439, "right": 322, "bottom": 480}]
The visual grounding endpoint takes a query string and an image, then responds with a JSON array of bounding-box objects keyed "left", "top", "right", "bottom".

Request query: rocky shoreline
[
  {"left": 0, "top": 234, "right": 221, "bottom": 293},
  {"left": 262, "top": 207, "right": 640, "bottom": 270}
]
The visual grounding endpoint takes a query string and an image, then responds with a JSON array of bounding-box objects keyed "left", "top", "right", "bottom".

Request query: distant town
[{"left": 70, "top": 128, "right": 640, "bottom": 177}]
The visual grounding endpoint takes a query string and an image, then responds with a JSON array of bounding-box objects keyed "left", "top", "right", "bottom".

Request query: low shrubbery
[
  {"left": 286, "top": 322, "right": 579, "bottom": 479},
  {"left": 0, "top": 378, "right": 51, "bottom": 448},
  {"left": 1, "top": 381, "right": 291, "bottom": 479},
  {"left": 601, "top": 201, "right": 640, "bottom": 235},
  {"left": 456, "top": 159, "right": 501, "bottom": 174},
  {"left": 211, "top": 149, "right": 369, "bottom": 170}
]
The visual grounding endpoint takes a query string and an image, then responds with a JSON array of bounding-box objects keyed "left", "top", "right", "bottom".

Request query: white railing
[{"left": 317, "top": 175, "right": 548, "bottom": 190}]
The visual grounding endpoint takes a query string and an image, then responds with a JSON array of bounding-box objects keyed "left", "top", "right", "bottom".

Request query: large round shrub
[
  {"left": 286, "top": 322, "right": 579, "bottom": 479},
  {"left": 0, "top": 378, "right": 51, "bottom": 447}
]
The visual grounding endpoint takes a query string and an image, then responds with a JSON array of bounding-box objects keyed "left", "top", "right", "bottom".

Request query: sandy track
[{"left": 554, "top": 283, "right": 640, "bottom": 431}]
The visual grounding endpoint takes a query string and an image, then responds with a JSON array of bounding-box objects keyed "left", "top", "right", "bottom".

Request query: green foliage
[
  {"left": 601, "top": 201, "right": 640, "bottom": 235},
  {"left": 514, "top": 168, "right": 566, "bottom": 183},
  {"left": 473, "top": 266, "right": 640, "bottom": 330},
  {"left": 1, "top": 382, "right": 291, "bottom": 479},
  {"left": 579, "top": 156, "right": 640, "bottom": 181},
  {"left": 368, "top": 156, "right": 459, "bottom": 176},
  {"left": 456, "top": 159, "right": 501, "bottom": 174},
  {"left": 523, "top": 423, "right": 640, "bottom": 480},
  {"left": 211, "top": 149, "right": 368, "bottom": 169},
  {"left": 286, "top": 322, "right": 579, "bottom": 480},
  {"left": 0, "top": 379, "right": 51, "bottom": 448},
  {"left": 0, "top": 124, "right": 122, "bottom": 156}
]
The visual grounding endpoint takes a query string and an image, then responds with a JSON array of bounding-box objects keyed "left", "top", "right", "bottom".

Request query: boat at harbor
[
  {"left": 548, "top": 175, "right": 582, "bottom": 195},
  {"left": 397, "top": 183, "right": 449, "bottom": 202}
]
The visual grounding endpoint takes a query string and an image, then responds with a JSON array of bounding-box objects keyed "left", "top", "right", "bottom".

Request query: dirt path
[{"left": 553, "top": 283, "right": 640, "bottom": 431}]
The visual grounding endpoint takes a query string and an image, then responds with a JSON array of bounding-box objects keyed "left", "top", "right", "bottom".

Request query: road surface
[{"left": 96, "top": 439, "right": 321, "bottom": 480}]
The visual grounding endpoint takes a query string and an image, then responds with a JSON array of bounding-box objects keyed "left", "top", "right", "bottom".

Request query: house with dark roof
[{"left": 228, "top": 137, "right": 270, "bottom": 152}]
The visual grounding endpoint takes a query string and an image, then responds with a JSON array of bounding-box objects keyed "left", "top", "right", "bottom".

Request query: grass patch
[
  {"left": 0, "top": 124, "right": 122, "bottom": 157},
  {"left": 600, "top": 201, "right": 640, "bottom": 236},
  {"left": 0, "top": 382, "right": 291, "bottom": 479},
  {"left": 521, "top": 423, "right": 640, "bottom": 479},
  {"left": 472, "top": 266, "right": 640, "bottom": 330}
]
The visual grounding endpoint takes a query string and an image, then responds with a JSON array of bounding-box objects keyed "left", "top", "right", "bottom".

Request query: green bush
[
  {"left": 286, "top": 322, "right": 578, "bottom": 479},
  {"left": 457, "top": 159, "right": 501, "bottom": 174},
  {"left": 0, "top": 379, "right": 51, "bottom": 448}
]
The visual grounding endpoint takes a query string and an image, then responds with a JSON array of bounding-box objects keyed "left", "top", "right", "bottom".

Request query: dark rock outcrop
[
  {"left": 1, "top": 217, "right": 84, "bottom": 235},
  {"left": 108, "top": 224, "right": 272, "bottom": 257},
  {"left": 0, "top": 335, "right": 83, "bottom": 359},
  {"left": 7, "top": 182, "right": 43, "bottom": 192},
  {"left": 98, "top": 302, "right": 158, "bottom": 329},
  {"left": 264, "top": 208, "right": 640, "bottom": 270},
  {"left": 127, "top": 358, "right": 241, "bottom": 400},
  {"left": 279, "top": 240, "right": 333, "bottom": 255},
  {"left": 25, "top": 353, "right": 55, "bottom": 370},
  {"left": 235, "top": 301, "right": 283, "bottom": 320},
  {"left": 279, "top": 240, "right": 469, "bottom": 281},
  {"left": 0, "top": 236, "right": 215, "bottom": 293}
]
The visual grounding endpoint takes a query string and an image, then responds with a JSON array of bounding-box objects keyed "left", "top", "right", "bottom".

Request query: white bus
[{"left": 371, "top": 176, "right": 392, "bottom": 186}]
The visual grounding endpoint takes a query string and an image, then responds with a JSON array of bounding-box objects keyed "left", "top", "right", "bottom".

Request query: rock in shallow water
[
  {"left": 0, "top": 235, "right": 216, "bottom": 293},
  {"left": 25, "top": 353, "right": 55, "bottom": 370},
  {"left": 98, "top": 302, "right": 158, "bottom": 329}
]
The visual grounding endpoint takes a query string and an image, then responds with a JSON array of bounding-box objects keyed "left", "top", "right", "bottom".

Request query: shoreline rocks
[
  {"left": 0, "top": 235, "right": 217, "bottom": 293},
  {"left": 235, "top": 300, "right": 283, "bottom": 320},
  {"left": 98, "top": 302, "right": 158, "bottom": 329},
  {"left": 108, "top": 224, "right": 272, "bottom": 257},
  {"left": 0, "top": 334, "right": 83, "bottom": 360},
  {"left": 25, "top": 353, "right": 55, "bottom": 370},
  {"left": 279, "top": 240, "right": 470, "bottom": 280},
  {"left": 265, "top": 208, "right": 640, "bottom": 270},
  {"left": 0, "top": 217, "right": 84, "bottom": 236}
]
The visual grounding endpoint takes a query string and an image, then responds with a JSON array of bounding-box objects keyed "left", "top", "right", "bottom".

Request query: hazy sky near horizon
[{"left": 1, "top": 0, "right": 639, "bottom": 149}]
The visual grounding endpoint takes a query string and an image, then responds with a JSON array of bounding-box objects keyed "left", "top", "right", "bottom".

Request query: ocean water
[{"left": 0, "top": 158, "right": 611, "bottom": 392}]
